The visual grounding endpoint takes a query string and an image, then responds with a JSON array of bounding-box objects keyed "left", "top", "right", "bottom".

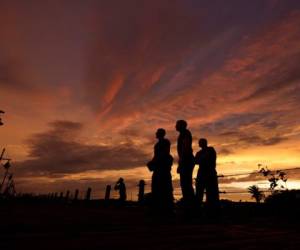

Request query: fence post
[
  {"left": 74, "top": 189, "right": 79, "bottom": 201},
  {"left": 86, "top": 187, "right": 92, "bottom": 201},
  {"left": 105, "top": 185, "right": 111, "bottom": 201},
  {"left": 138, "top": 180, "right": 145, "bottom": 203},
  {"left": 65, "top": 190, "right": 70, "bottom": 201}
]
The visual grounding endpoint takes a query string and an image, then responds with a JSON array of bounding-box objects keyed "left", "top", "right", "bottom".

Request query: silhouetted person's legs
[
  {"left": 206, "top": 174, "right": 220, "bottom": 218},
  {"left": 180, "top": 169, "right": 194, "bottom": 204},
  {"left": 159, "top": 172, "right": 174, "bottom": 212},
  {"left": 151, "top": 172, "right": 160, "bottom": 204},
  {"left": 195, "top": 175, "right": 205, "bottom": 205}
]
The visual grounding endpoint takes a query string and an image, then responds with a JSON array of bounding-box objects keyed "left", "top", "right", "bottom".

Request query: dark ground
[{"left": 3, "top": 199, "right": 300, "bottom": 250}]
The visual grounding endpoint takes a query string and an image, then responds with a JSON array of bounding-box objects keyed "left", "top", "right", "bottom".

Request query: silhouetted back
[
  {"left": 177, "top": 129, "right": 193, "bottom": 161},
  {"left": 195, "top": 146, "right": 216, "bottom": 174}
]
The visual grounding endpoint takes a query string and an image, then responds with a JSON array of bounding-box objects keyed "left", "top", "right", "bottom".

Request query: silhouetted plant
[
  {"left": 265, "top": 190, "right": 300, "bottom": 216},
  {"left": 258, "top": 164, "right": 288, "bottom": 192},
  {"left": 248, "top": 185, "right": 264, "bottom": 203}
]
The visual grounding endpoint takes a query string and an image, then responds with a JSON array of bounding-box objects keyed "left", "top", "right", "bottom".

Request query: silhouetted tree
[
  {"left": 258, "top": 164, "right": 288, "bottom": 192},
  {"left": 248, "top": 185, "right": 264, "bottom": 203}
]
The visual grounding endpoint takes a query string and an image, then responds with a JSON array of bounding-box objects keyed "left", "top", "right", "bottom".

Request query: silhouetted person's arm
[{"left": 194, "top": 151, "right": 200, "bottom": 165}]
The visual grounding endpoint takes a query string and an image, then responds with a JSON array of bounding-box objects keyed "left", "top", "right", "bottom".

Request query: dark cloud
[
  {"left": 218, "top": 148, "right": 234, "bottom": 156},
  {"left": 0, "top": 59, "right": 31, "bottom": 89},
  {"left": 260, "top": 121, "right": 279, "bottom": 129},
  {"left": 201, "top": 113, "right": 268, "bottom": 134},
  {"left": 0, "top": 61, "right": 16, "bottom": 85},
  {"left": 238, "top": 134, "right": 287, "bottom": 146},
  {"left": 241, "top": 58, "right": 300, "bottom": 102},
  {"left": 198, "top": 112, "right": 288, "bottom": 148},
  {"left": 15, "top": 120, "right": 149, "bottom": 177}
]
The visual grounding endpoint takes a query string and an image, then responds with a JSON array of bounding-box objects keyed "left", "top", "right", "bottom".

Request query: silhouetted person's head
[
  {"left": 156, "top": 128, "right": 166, "bottom": 139},
  {"left": 118, "top": 177, "right": 124, "bottom": 183},
  {"left": 199, "top": 138, "right": 208, "bottom": 149},
  {"left": 139, "top": 180, "right": 146, "bottom": 186},
  {"left": 176, "top": 120, "right": 187, "bottom": 132}
]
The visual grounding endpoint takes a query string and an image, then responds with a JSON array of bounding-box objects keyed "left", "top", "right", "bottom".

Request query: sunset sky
[{"left": 1, "top": 0, "right": 300, "bottom": 201}]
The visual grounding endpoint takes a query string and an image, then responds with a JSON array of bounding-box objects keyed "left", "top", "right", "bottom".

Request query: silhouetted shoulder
[
  {"left": 163, "top": 138, "right": 171, "bottom": 146},
  {"left": 208, "top": 147, "right": 216, "bottom": 157},
  {"left": 187, "top": 129, "right": 192, "bottom": 137},
  {"left": 183, "top": 129, "right": 192, "bottom": 140}
]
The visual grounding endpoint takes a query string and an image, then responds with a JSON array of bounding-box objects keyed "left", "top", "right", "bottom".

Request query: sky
[{"left": 1, "top": 0, "right": 300, "bottom": 201}]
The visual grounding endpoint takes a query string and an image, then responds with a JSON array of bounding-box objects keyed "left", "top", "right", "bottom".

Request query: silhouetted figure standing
[
  {"left": 114, "top": 178, "right": 127, "bottom": 202},
  {"left": 176, "top": 120, "right": 195, "bottom": 204},
  {"left": 195, "top": 138, "right": 220, "bottom": 213},
  {"left": 147, "top": 128, "right": 173, "bottom": 211}
]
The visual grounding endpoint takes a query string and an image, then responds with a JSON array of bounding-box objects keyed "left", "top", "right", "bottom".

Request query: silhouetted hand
[{"left": 147, "top": 160, "right": 155, "bottom": 171}]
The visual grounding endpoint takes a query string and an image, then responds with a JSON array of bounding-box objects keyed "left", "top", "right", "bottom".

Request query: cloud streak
[{"left": 15, "top": 121, "right": 149, "bottom": 177}]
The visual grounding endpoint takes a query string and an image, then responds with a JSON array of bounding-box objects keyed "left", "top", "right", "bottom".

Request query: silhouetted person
[
  {"left": 176, "top": 120, "right": 195, "bottom": 204},
  {"left": 147, "top": 128, "right": 173, "bottom": 211},
  {"left": 195, "top": 138, "right": 220, "bottom": 213},
  {"left": 114, "top": 178, "right": 127, "bottom": 202}
]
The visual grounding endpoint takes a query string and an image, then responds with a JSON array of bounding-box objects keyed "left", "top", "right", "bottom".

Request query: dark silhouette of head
[
  {"left": 156, "top": 128, "right": 166, "bottom": 139},
  {"left": 117, "top": 177, "right": 124, "bottom": 183},
  {"left": 139, "top": 180, "right": 146, "bottom": 186},
  {"left": 176, "top": 120, "right": 187, "bottom": 132},
  {"left": 199, "top": 138, "right": 208, "bottom": 149}
]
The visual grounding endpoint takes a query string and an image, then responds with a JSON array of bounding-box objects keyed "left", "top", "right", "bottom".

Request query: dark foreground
[{"left": 3, "top": 199, "right": 300, "bottom": 250}]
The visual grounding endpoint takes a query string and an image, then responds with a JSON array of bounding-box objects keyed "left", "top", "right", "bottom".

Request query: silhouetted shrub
[{"left": 265, "top": 190, "right": 300, "bottom": 216}]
